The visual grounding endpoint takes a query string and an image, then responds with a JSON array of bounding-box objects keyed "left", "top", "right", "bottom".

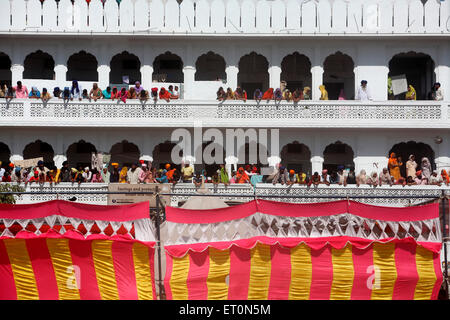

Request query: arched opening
[
  {"left": 152, "top": 142, "right": 182, "bottom": 170},
  {"left": 237, "top": 142, "right": 269, "bottom": 167},
  {"left": 388, "top": 141, "right": 435, "bottom": 177},
  {"left": 388, "top": 52, "right": 435, "bottom": 100},
  {"left": 323, "top": 52, "right": 355, "bottom": 100},
  {"left": 152, "top": 52, "right": 184, "bottom": 83},
  {"left": 23, "top": 51, "right": 55, "bottom": 80},
  {"left": 23, "top": 140, "right": 55, "bottom": 168},
  {"left": 0, "top": 142, "right": 11, "bottom": 168},
  {"left": 67, "top": 51, "right": 98, "bottom": 81},
  {"left": 0, "top": 53, "right": 12, "bottom": 86},
  {"left": 109, "top": 141, "right": 140, "bottom": 168},
  {"left": 110, "top": 52, "right": 141, "bottom": 85},
  {"left": 194, "top": 141, "right": 225, "bottom": 176},
  {"left": 66, "top": 140, "right": 97, "bottom": 169},
  {"left": 238, "top": 52, "right": 269, "bottom": 96},
  {"left": 280, "top": 52, "right": 312, "bottom": 93},
  {"left": 195, "top": 52, "right": 226, "bottom": 81},
  {"left": 280, "top": 142, "right": 312, "bottom": 174},
  {"left": 323, "top": 141, "right": 355, "bottom": 173}
]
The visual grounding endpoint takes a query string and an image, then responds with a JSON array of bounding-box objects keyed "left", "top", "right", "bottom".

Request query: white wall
[{"left": 3, "top": 0, "right": 450, "bottom": 34}]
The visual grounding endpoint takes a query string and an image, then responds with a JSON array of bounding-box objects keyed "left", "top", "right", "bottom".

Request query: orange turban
[{"left": 165, "top": 164, "right": 171, "bottom": 169}]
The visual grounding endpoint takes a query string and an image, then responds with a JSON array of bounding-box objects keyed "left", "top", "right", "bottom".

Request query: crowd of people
[
  {"left": 1, "top": 154, "right": 449, "bottom": 188},
  {"left": 0, "top": 81, "right": 180, "bottom": 103},
  {"left": 217, "top": 81, "right": 444, "bottom": 102},
  {"left": 1, "top": 80, "right": 444, "bottom": 103}
]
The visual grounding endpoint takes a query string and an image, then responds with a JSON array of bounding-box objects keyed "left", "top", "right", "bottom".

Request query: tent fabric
[
  {"left": 0, "top": 201, "right": 156, "bottom": 300},
  {"left": 163, "top": 199, "right": 443, "bottom": 300},
  {"left": 162, "top": 200, "right": 441, "bottom": 254},
  {"left": 164, "top": 242, "right": 442, "bottom": 300},
  {"left": 0, "top": 200, "right": 154, "bottom": 241}
]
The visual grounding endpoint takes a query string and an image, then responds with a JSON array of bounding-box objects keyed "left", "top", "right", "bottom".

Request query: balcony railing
[
  {"left": 5, "top": 182, "right": 446, "bottom": 207},
  {"left": 0, "top": 99, "right": 448, "bottom": 128}
]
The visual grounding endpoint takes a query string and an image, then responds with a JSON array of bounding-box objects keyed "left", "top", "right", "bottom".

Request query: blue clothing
[
  {"left": 29, "top": 90, "right": 40, "bottom": 98},
  {"left": 250, "top": 174, "right": 263, "bottom": 187},
  {"left": 102, "top": 90, "right": 111, "bottom": 99},
  {"left": 156, "top": 175, "right": 169, "bottom": 183}
]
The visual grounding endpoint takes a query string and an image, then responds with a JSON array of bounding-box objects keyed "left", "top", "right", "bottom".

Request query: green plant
[{"left": 0, "top": 184, "right": 25, "bottom": 204}]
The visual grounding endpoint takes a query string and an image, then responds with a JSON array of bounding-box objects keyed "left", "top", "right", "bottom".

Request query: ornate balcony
[
  {"left": 0, "top": 99, "right": 448, "bottom": 129},
  {"left": 6, "top": 182, "right": 446, "bottom": 207}
]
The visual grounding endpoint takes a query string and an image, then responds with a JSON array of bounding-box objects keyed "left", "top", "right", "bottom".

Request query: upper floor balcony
[
  {"left": 0, "top": 99, "right": 448, "bottom": 129},
  {"left": 1, "top": 0, "right": 450, "bottom": 37}
]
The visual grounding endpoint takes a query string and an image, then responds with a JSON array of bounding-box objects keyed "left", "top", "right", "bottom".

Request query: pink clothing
[
  {"left": 14, "top": 85, "right": 29, "bottom": 98},
  {"left": 139, "top": 169, "right": 154, "bottom": 183},
  {"left": 91, "top": 174, "right": 103, "bottom": 183},
  {"left": 414, "top": 178, "right": 427, "bottom": 185}
]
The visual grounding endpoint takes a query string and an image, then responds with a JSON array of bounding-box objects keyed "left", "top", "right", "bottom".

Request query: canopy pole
[
  {"left": 155, "top": 186, "right": 165, "bottom": 300},
  {"left": 442, "top": 190, "right": 449, "bottom": 298}
]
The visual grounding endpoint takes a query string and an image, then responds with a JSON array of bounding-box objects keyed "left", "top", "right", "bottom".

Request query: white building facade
[{"left": 1, "top": 0, "right": 450, "bottom": 176}]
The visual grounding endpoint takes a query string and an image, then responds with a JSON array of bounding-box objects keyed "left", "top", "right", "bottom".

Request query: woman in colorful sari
[
  {"left": 236, "top": 167, "right": 250, "bottom": 184},
  {"left": 128, "top": 87, "right": 137, "bottom": 99},
  {"left": 225, "top": 87, "right": 234, "bottom": 100},
  {"left": 119, "top": 166, "right": 128, "bottom": 183},
  {"left": 117, "top": 87, "right": 127, "bottom": 103},
  {"left": 262, "top": 88, "right": 274, "bottom": 101},
  {"left": 441, "top": 169, "right": 450, "bottom": 186},
  {"left": 319, "top": 85, "right": 328, "bottom": 100},
  {"left": 89, "top": 83, "right": 103, "bottom": 102},
  {"left": 388, "top": 152, "right": 402, "bottom": 181},
  {"left": 292, "top": 89, "right": 303, "bottom": 102},
  {"left": 421, "top": 157, "right": 432, "bottom": 180},
  {"left": 253, "top": 89, "right": 262, "bottom": 102},
  {"left": 110, "top": 87, "right": 118, "bottom": 101},
  {"left": 159, "top": 87, "right": 171, "bottom": 102},
  {"left": 218, "top": 164, "right": 229, "bottom": 185},
  {"left": 405, "top": 85, "right": 416, "bottom": 100},
  {"left": 102, "top": 86, "right": 112, "bottom": 99},
  {"left": 274, "top": 88, "right": 283, "bottom": 101},
  {"left": 303, "top": 87, "right": 311, "bottom": 100},
  {"left": 234, "top": 86, "right": 247, "bottom": 101},
  {"left": 134, "top": 81, "right": 143, "bottom": 95}
]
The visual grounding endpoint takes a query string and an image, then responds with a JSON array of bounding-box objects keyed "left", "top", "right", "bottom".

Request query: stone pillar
[
  {"left": 269, "top": 66, "right": 281, "bottom": 89},
  {"left": 183, "top": 66, "right": 196, "bottom": 100},
  {"left": 10, "top": 64, "right": 24, "bottom": 86},
  {"left": 140, "top": 65, "right": 153, "bottom": 92},
  {"left": 54, "top": 65, "right": 68, "bottom": 88},
  {"left": 310, "top": 156, "right": 324, "bottom": 174},
  {"left": 311, "top": 65, "right": 324, "bottom": 100},
  {"left": 225, "top": 155, "right": 238, "bottom": 178},
  {"left": 53, "top": 155, "right": 68, "bottom": 169},
  {"left": 97, "top": 65, "right": 111, "bottom": 89},
  {"left": 225, "top": 66, "right": 238, "bottom": 90}
]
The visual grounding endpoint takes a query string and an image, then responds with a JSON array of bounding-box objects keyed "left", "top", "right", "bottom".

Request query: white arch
[
  {"left": 379, "top": 0, "right": 393, "bottom": 33},
  {"left": 271, "top": 0, "right": 286, "bottom": 32},
  {"left": 150, "top": 0, "right": 164, "bottom": 30},
  {"left": 317, "top": 0, "right": 331, "bottom": 33},
  {"left": 73, "top": 0, "right": 89, "bottom": 31},
  {"left": 393, "top": 0, "right": 408, "bottom": 33},
  {"left": 241, "top": 0, "right": 256, "bottom": 32},
  {"left": 256, "top": 0, "right": 271, "bottom": 33},
  {"left": 347, "top": 0, "right": 362, "bottom": 33},
  {"left": 11, "top": 0, "right": 26, "bottom": 30},
  {"left": 301, "top": 0, "right": 317, "bottom": 33},
  {"left": 27, "top": 0, "right": 42, "bottom": 29},
  {"left": 225, "top": 0, "right": 240, "bottom": 32},
  {"left": 286, "top": 0, "right": 300, "bottom": 30},
  {"left": 119, "top": 0, "right": 134, "bottom": 32},
  {"left": 89, "top": 0, "right": 105, "bottom": 32},
  {"left": 42, "top": 0, "right": 57, "bottom": 30},
  {"left": 105, "top": 0, "right": 119, "bottom": 32},
  {"left": 179, "top": 0, "right": 195, "bottom": 32},
  {"left": 196, "top": 0, "right": 210, "bottom": 32},
  {"left": 0, "top": 0, "right": 11, "bottom": 30},
  {"left": 408, "top": 0, "right": 424, "bottom": 33},
  {"left": 332, "top": 0, "right": 346, "bottom": 33},
  {"left": 424, "top": 0, "right": 441, "bottom": 33},
  {"left": 211, "top": 0, "right": 226, "bottom": 32}
]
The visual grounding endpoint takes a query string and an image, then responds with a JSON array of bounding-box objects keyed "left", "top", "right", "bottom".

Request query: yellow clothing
[
  {"left": 119, "top": 167, "right": 128, "bottom": 183},
  {"left": 405, "top": 85, "right": 416, "bottom": 100},
  {"left": 319, "top": 85, "right": 328, "bottom": 100}
]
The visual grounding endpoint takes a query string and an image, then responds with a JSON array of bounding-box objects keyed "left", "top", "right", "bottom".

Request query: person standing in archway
[
  {"left": 356, "top": 80, "right": 372, "bottom": 101},
  {"left": 421, "top": 157, "right": 432, "bottom": 180},
  {"left": 388, "top": 153, "right": 402, "bottom": 182},
  {"left": 406, "top": 155, "right": 417, "bottom": 179}
]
